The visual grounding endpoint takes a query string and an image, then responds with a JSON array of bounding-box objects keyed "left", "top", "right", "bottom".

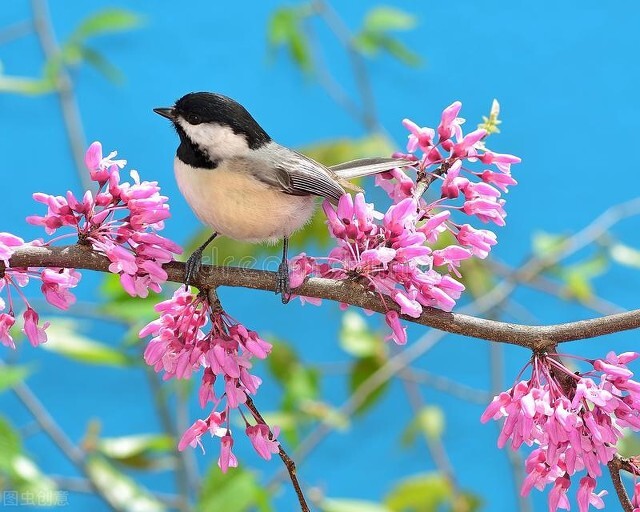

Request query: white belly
[{"left": 174, "top": 157, "right": 317, "bottom": 243}]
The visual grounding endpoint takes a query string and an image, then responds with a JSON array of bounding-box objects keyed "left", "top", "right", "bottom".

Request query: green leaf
[
  {"left": 385, "top": 473, "right": 452, "bottom": 511},
  {"left": 0, "top": 416, "right": 21, "bottom": 473},
  {"left": 321, "top": 498, "right": 392, "bottom": 512},
  {"left": 100, "top": 274, "right": 160, "bottom": 324},
  {"left": 617, "top": 430, "right": 640, "bottom": 458},
  {"left": 560, "top": 254, "right": 608, "bottom": 301},
  {"left": 362, "top": 7, "right": 418, "bottom": 32},
  {"left": 97, "top": 434, "right": 175, "bottom": 470},
  {"left": 531, "top": 231, "right": 567, "bottom": 259},
  {"left": 78, "top": 46, "right": 124, "bottom": 83},
  {"left": 0, "top": 365, "right": 31, "bottom": 393},
  {"left": 376, "top": 36, "right": 422, "bottom": 66},
  {"left": 349, "top": 356, "right": 389, "bottom": 415},
  {"left": 458, "top": 257, "right": 494, "bottom": 298},
  {"left": 198, "top": 465, "right": 273, "bottom": 512},
  {"left": 10, "top": 455, "right": 60, "bottom": 505},
  {"left": 355, "top": 33, "right": 421, "bottom": 66},
  {"left": 266, "top": 339, "right": 319, "bottom": 409},
  {"left": 610, "top": 243, "right": 640, "bottom": 269},
  {"left": 478, "top": 99, "right": 502, "bottom": 135},
  {"left": 71, "top": 8, "right": 142, "bottom": 42},
  {"left": 267, "top": 7, "right": 312, "bottom": 72},
  {"left": 356, "top": 7, "right": 421, "bottom": 66},
  {"left": 0, "top": 75, "right": 54, "bottom": 95},
  {"left": 299, "top": 401, "right": 349, "bottom": 430},
  {"left": 41, "top": 320, "right": 131, "bottom": 367},
  {"left": 339, "top": 311, "right": 384, "bottom": 358},
  {"left": 283, "top": 365, "right": 320, "bottom": 407},
  {"left": 266, "top": 339, "right": 300, "bottom": 383},
  {"left": 0, "top": 417, "right": 62, "bottom": 503},
  {"left": 617, "top": 429, "right": 640, "bottom": 458},
  {"left": 86, "top": 456, "right": 166, "bottom": 511},
  {"left": 401, "top": 406, "right": 445, "bottom": 446}
]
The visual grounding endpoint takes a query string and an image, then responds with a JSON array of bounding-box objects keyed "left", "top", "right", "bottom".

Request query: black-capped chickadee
[{"left": 154, "top": 92, "right": 410, "bottom": 302}]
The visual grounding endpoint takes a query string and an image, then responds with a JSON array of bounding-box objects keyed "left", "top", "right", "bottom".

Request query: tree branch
[
  {"left": 608, "top": 455, "right": 634, "bottom": 512},
  {"left": 6, "top": 244, "right": 640, "bottom": 350}
]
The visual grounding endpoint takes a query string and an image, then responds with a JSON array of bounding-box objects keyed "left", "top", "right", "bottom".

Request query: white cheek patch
[{"left": 177, "top": 119, "right": 251, "bottom": 159}]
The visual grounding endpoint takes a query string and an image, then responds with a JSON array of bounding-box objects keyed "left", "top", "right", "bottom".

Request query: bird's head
[{"left": 154, "top": 92, "right": 271, "bottom": 160}]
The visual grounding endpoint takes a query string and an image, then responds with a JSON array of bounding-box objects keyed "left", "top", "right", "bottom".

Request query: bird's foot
[
  {"left": 275, "top": 259, "right": 291, "bottom": 304},
  {"left": 184, "top": 249, "right": 204, "bottom": 289}
]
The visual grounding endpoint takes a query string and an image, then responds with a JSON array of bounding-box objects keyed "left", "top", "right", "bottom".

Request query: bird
[{"left": 153, "top": 92, "right": 411, "bottom": 302}]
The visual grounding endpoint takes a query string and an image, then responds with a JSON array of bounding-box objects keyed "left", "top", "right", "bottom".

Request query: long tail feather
[{"left": 330, "top": 157, "right": 414, "bottom": 179}]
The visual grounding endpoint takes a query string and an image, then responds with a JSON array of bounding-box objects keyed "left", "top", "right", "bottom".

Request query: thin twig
[
  {"left": 399, "top": 368, "right": 490, "bottom": 404},
  {"left": 141, "top": 351, "right": 191, "bottom": 512},
  {"left": 479, "top": 197, "right": 640, "bottom": 314},
  {"left": 0, "top": 20, "right": 33, "bottom": 45},
  {"left": 304, "top": 20, "right": 365, "bottom": 127},
  {"left": 30, "top": 0, "right": 91, "bottom": 191},
  {"left": 313, "top": 0, "right": 380, "bottom": 132},
  {"left": 489, "top": 339, "right": 531, "bottom": 512},
  {"left": 245, "top": 396, "right": 310, "bottom": 512},
  {"left": 50, "top": 475, "right": 183, "bottom": 507},
  {"left": 1, "top": 359, "right": 120, "bottom": 511},
  {"left": 176, "top": 381, "right": 200, "bottom": 502},
  {"left": 399, "top": 368, "right": 460, "bottom": 504},
  {"left": 6, "top": 244, "right": 640, "bottom": 349}
]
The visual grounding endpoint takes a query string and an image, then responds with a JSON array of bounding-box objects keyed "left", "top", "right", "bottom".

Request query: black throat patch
[{"left": 174, "top": 124, "right": 219, "bottom": 169}]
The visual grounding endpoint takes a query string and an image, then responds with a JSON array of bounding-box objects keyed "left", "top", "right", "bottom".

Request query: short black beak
[{"left": 153, "top": 107, "right": 176, "bottom": 120}]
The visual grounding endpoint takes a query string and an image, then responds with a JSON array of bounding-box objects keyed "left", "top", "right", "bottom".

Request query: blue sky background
[{"left": 1, "top": 1, "right": 640, "bottom": 510}]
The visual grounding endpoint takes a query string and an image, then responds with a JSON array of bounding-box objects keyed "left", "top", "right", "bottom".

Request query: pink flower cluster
[
  {"left": 139, "top": 288, "right": 278, "bottom": 470},
  {"left": 290, "top": 102, "right": 520, "bottom": 344},
  {"left": 481, "top": 351, "right": 640, "bottom": 511},
  {"left": 0, "top": 233, "right": 80, "bottom": 348},
  {"left": 27, "top": 142, "right": 181, "bottom": 297}
]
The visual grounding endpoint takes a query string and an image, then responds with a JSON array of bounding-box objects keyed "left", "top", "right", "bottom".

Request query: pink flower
[
  {"left": 577, "top": 476, "right": 606, "bottom": 512},
  {"left": 432, "top": 245, "right": 473, "bottom": 273},
  {"left": 141, "top": 288, "right": 276, "bottom": 461},
  {"left": 451, "top": 128, "right": 487, "bottom": 158},
  {"left": 402, "top": 118, "right": 435, "bottom": 153},
  {"left": 246, "top": 423, "right": 280, "bottom": 460},
  {"left": 437, "top": 101, "right": 463, "bottom": 142},
  {"left": 0, "top": 232, "right": 24, "bottom": 265},
  {"left": 40, "top": 268, "right": 81, "bottom": 310},
  {"left": 0, "top": 313, "right": 16, "bottom": 349},
  {"left": 289, "top": 253, "right": 316, "bottom": 288},
  {"left": 548, "top": 476, "right": 571, "bottom": 511},
  {"left": 22, "top": 308, "right": 48, "bottom": 346},
  {"left": 178, "top": 419, "right": 209, "bottom": 452},
  {"left": 29, "top": 143, "right": 182, "bottom": 298},
  {"left": 456, "top": 224, "right": 497, "bottom": 259},
  {"left": 291, "top": 100, "right": 518, "bottom": 347},
  {"left": 463, "top": 197, "right": 507, "bottom": 226},
  {"left": 84, "top": 141, "right": 126, "bottom": 183},
  {"left": 384, "top": 311, "right": 407, "bottom": 345},
  {"left": 478, "top": 150, "right": 521, "bottom": 173},
  {"left": 218, "top": 434, "right": 238, "bottom": 473},
  {"left": 479, "top": 170, "right": 518, "bottom": 192},
  {"left": 483, "top": 350, "right": 640, "bottom": 508},
  {"left": 178, "top": 412, "right": 225, "bottom": 452}
]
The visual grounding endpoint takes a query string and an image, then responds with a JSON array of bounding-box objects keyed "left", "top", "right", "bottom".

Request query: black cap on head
[{"left": 173, "top": 92, "right": 271, "bottom": 150}]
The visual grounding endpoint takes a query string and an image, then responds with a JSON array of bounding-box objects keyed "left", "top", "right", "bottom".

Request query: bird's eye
[{"left": 186, "top": 114, "right": 202, "bottom": 125}]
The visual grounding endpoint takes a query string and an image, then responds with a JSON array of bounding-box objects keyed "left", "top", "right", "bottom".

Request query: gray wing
[
  {"left": 247, "top": 143, "right": 345, "bottom": 203},
  {"left": 330, "top": 157, "right": 414, "bottom": 179}
]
